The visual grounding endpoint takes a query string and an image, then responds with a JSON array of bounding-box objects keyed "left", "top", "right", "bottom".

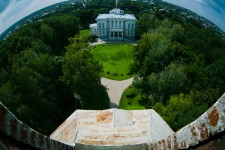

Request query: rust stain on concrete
[
  {"left": 191, "top": 126, "right": 197, "bottom": 137},
  {"left": 167, "top": 135, "right": 171, "bottom": 149},
  {"left": 20, "top": 124, "right": 28, "bottom": 142},
  {"left": 208, "top": 106, "right": 219, "bottom": 127},
  {"left": 39, "top": 134, "right": 44, "bottom": 145},
  {"left": 173, "top": 134, "right": 178, "bottom": 149},
  {"left": 79, "top": 139, "right": 115, "bottom": 145},
  {"left": 181, "top": 141, "right": 187, "bottom": 148},
  {"left": 199, "top": 123, "right": 209, "bottom": 140},
  {"left": 31, "top": 130, "right": 35, "bottom": 145},
  {"left": 10, "top": 118, "right": 17, "bottom": 137},
  {"left": 162, "top": 139, "right": 166, "bottom": 150},
  {"left": 96, "top": 111, "right": 113, "bottom": 123}
]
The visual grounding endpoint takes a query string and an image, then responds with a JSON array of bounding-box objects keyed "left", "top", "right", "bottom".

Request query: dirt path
[{"left": 101, "top": 77, "right": 133, "bottom": 108}]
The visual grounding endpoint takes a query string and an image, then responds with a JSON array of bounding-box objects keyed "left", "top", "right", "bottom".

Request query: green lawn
[
  {"left": 119, "top": 85, "right": 145, "bottom": 110},
  {"left": 90, "top": 44, "right": 135, "bottom": 80}
]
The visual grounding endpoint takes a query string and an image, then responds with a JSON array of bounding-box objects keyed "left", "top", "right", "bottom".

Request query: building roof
[
  {"left": 96, "top": 8, "right": 136, "bottom": 20},
  {"left": 89, "top": 23, "right": 97, "bottom": 28},
  {"left": 96, "top": 14, "right": 136, "bottom": 20},
  {"left": 50, "top": 109, "right": 174, "bottom": 146}
]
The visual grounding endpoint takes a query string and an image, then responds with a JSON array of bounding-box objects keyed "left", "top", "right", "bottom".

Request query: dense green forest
[
  {"left": 0, "top": 14, "right": 109, "bottom": 135},
  {"left": 125, "top": 13, "right": 225, "bottom": 131},
  {"left": 0, "top": 0, "right": 225, "bottom": 134}
]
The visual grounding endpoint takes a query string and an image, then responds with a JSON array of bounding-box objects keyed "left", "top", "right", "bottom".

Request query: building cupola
[{"left": 109, "top": 8, "right": 124, "bottom": 15}]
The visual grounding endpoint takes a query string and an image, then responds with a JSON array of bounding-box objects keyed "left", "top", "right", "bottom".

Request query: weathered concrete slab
[{"left": 50, "top": 109, "right": 174, "bottom": 147}]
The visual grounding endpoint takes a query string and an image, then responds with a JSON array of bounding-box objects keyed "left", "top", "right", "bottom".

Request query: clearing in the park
[{"left": 90, "top": 43, "right": 134, "bottom": 80}]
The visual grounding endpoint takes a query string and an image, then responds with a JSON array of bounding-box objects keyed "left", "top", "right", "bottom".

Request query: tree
[
  {"left": 136, "top": 13, "right": 158, "bottom": 38},
  {"left": 146, "top": 63, "right": 187, "bottom": 104},
  {"left": 153, "top": 93, "right": 207, "bottom": 131},
  {"left": 61, "top": 36, "right": 109, "bottom": 109}
]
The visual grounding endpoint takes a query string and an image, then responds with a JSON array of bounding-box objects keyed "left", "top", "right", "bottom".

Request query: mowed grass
[{"left": 90, "top": 44, "right": 135, "bottom": 80}]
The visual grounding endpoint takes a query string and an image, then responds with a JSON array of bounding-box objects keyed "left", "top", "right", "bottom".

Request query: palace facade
[{"left": 90, "top": 8, "right": 136, "bottom": 40}]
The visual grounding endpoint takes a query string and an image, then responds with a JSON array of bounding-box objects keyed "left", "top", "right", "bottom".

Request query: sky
[
  {"left": 163, "top": 0, "right": 225, "bottom": 32},
  {"left": 0, "top": 0, "right": 225, "bottom": 36},
  {"left": 0, "top": 0, "right": 69, "bottom": 35}
]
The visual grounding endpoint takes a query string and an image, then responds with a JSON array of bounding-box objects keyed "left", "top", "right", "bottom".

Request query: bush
[
  {"left": 112, "top": 73, "right": 118, "bottom": 76},
  {"left": 121, "top": 74, "right": 123, "bottom": 76},
  {"left": 88, "top": 35, "right": 97, "bottom": 42},
  {"left": 128, "top": 100, "right": 132, "bottom": 105},
  {"left": 107, "top": 71, "right": 110, "bottom": 74},
  {"left": 126, "top": 86, "right": 137, "bottom": 99}
]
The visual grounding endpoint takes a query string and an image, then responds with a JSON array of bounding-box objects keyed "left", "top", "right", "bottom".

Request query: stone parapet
[
  {"left": 1, "top": 93, "right": 225, "bottom": 150},
  {"left": 0, "top": 102, "right": 74, "bottom": 150},
  {"left": 151, "top": 93, "right": 225, "bottom": 149}
]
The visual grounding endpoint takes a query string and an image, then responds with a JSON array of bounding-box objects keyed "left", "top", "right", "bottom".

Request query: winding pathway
[{"left": 101, "top": 77, "right": 133, "bottom": 108}]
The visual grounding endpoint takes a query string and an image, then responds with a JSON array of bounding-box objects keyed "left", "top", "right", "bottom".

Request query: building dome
[{"left": 109, "top": 8, "right": 124, "bottom": 15}]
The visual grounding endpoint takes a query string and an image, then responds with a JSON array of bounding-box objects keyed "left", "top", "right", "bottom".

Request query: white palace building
[{"left": 90, "top": 8, "right": 137, "bottom": 40}]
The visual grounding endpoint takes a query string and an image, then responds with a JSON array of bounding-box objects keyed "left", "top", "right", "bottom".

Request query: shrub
[
  {"left": 128, "top": 100, "right": 132, "bottom": 105},
  {"left": 88, "top": 35, "right": 97, "bottom": 42},
  {"left": 107, "top": 71, "right": 110, "bottom": 74},
  {"left": 113, "top": 73, "right": 118, "bottom": 76},
  {"left": 126, "top": 86, "right": 137, "bottom": 99}
]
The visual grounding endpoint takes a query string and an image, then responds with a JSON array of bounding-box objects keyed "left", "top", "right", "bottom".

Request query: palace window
[
  {"left": 115, "top": 21, "right": 117, "bottom": 27},
  {"left": 107, "top": 21, "right": 109, "bottom": 27},
  {"left": 99, "top": 23, "right": 101, "bottom": 29},
  {"left": 111, "top": 21, "right": 114, "bottom": 27},
  {"left": 132, "top": 24, "right": 134, "bottom": 29},
  {"left": 128, "top": 23, "right": 130, "bottom": 29},
  {"left": 119, "top": 21, "right": 121, "bottom": 27}
]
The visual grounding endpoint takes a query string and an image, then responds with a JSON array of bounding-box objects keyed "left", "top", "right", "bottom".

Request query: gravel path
[{"left": 101, "top": 77, "right": 133, "bottom": 108}]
